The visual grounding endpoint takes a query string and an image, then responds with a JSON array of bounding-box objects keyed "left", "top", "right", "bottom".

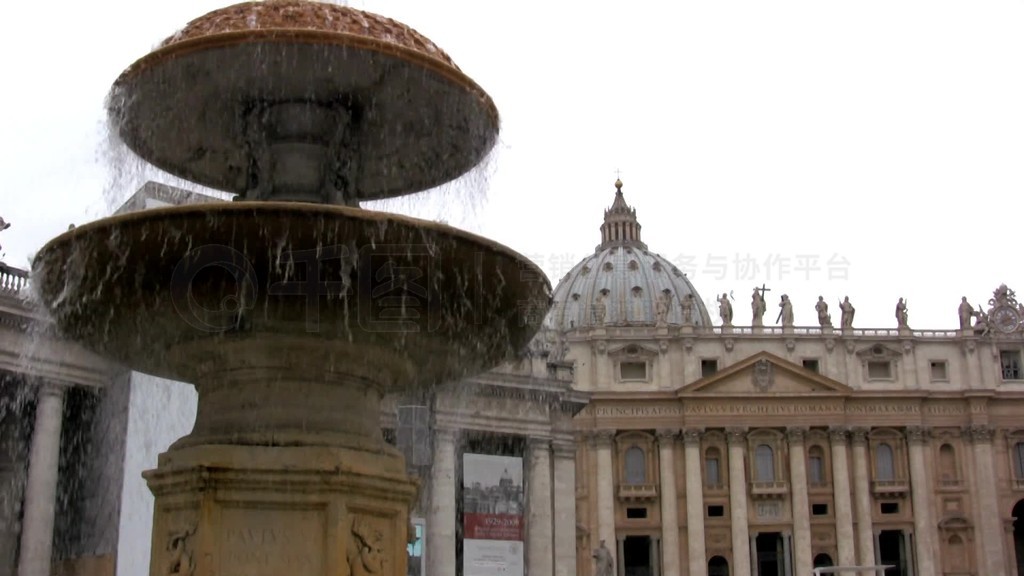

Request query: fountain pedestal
[{"left": 147, "top": 444, "right": 415, "bottom": 576}]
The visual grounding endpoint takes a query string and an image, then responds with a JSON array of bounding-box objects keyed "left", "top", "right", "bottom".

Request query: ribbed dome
[{"left": 543, "top": 181, "right": 712, "bottom": 331}]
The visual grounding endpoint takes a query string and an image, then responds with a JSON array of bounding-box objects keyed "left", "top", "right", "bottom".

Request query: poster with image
[{"left": 462, "top": 453, "right": 524, "bottom": 576}]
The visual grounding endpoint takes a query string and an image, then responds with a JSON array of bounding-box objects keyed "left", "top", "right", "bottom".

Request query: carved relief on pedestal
[
  {"left": 166, "top": 524, "right": 197, "bottom": 576},
  {"left": 348, "top": 515, "right": 389, "bottom": 576}
]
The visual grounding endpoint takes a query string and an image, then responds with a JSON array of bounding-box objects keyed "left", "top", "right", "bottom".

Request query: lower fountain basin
[{"left": 31, "top": 202, "right": 550, "bottom": 390}]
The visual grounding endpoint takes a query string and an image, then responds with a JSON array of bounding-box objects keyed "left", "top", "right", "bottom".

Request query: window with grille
[
  {"left": 875, "top": 443, "right": 895, "bottom": 481},
  {"left": 1001, "top": 351, "right": 1022, "bottom": 380},
  {"left": 807, "top": 446, "right": 825, "bottom": 486},
  {"left": 625, "top": 446, "right": 646, "bottom": 484},
  {"left": 755, "top": 444, "right": 775, "bottom": 482},
  {"left": 705, "top": 448, "right": 721, "bottom": 486}
]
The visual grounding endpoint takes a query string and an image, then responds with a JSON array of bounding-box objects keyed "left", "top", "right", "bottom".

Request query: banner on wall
[{"left": 462, "top": 453, "right": 524, "bottom": 576}]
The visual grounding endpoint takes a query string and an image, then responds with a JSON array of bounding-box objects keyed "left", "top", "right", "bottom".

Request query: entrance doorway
[
  {"left": 623, "top": 536, "right": 652, "bottom": 576},
  {"left": 1013, "top": 499, "right": 1024, "bottom": 576},
  {"left": 877, "top": 530, "right": 909, "bottom": 576},
  {"left": 756, "top": 533, "right": 784, "bottom": 576}
]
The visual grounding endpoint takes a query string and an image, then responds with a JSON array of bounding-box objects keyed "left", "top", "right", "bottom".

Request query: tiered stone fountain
[{"left": 30, "top": 2, "right": 550, "bottom": 575}]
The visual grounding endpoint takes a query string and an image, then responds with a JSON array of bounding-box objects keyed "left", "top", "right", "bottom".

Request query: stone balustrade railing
[{"left": 0, "top": 263, "right": 29, "bottom": 294}]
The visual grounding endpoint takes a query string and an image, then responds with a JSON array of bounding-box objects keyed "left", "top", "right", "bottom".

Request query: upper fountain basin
[
  {"left": 31, "top": 202, "right": 551, "bottom": 390},
  {"left": 107, "top": 0, "right": 500, "bottom": 202}
]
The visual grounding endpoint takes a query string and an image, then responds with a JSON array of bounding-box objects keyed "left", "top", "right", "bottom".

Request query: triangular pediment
[{"left": 677, "top": 351, "right": 853, "bottom": 396}]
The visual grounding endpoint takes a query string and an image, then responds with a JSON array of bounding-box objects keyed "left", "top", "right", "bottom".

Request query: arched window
[
  {"left": 813, "top": 553, "right": 834, "bottom": 568},
  {"left": 625, "top": 446, "right": 646, "bottom": 485},
  {"left": 938, "top": 443, "right": 958, "bottom": 482},
  {"left": 875, "top": 443, "right": 895, "bottom": 481},
  {"left": 1014, "top": 442, "right": 1024, "bottom": 479},
  {"left": 808, "top": 445, "right": 826, "bottom": 486},
  {"left": 705, "top": 447, "right": 721, "bottom": 487},
  {"left": 708, "top": 555, "right": 730, "bottom": 576},
  {"left": 755, "top": 444, "right": 775, "bottom": 482}
]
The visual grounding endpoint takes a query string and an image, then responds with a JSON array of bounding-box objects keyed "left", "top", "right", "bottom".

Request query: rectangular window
[
  {"left": 1001, "top": 351, "right": 1022, "bottom": 380},
  {"left": 811, "top": 503, "right": 829, "bottom": 516},
  {"left": 802, "top": 359, "right": 820, "bottom": 373},
  {"left": 1015, "top": 442, "right": 1024, "bottom": 479},
  {"left": 930, "top": 361, "right": 948, "bottom": 381},
  {"left": 701, "top": 359, "right": 719, "bottom": 378},
  {"left": 626, "top": 507, "right": 647, "bottom": 519},
  {"left": 707, "top": 505, "right": 725, "bottom": 517},
  {"left": 880, "top": 502, "right": 899, "bottom": 515},
  {"left": 620, "top": 361, "right": 647, "bottom": 381},
  {"left": 867, "top": 361, "right": 892, "bottom": 379}
]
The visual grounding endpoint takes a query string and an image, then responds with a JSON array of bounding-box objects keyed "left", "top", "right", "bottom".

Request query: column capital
[
  {"left": 37, "top": 382, "right": 66, "bottom": 400},
  {"left": 828, "top": 427, "right": 849, "bottom": 444},
  {"left": 786, "top": 427, "right": 808, "bottom": 444},
  {"left": 905, "top": 426, "right": 930, "bottom": 445},
  {"left": 434, "top": 427, "right": 459, "bottom": 443},
  {"left": 551, "top": 440, "right": 576, "bottom": 459},
  {"left": 590, "top": 429, "right": 616, "bottom": 448},
  {"left": 726, "top": 427, "right": 747, "bottom": 445},
  {"left": 656, "top": 429, "right": 679, "bottom": 444},
  {"left": 850, "top": 427, "right": 869, "bottom": 445},
  {"left": 682, "top": 428, "right": 704, "bottom": 445},
  {"left": 528, "top": 436, "right": 551, "bottom": 451},
  {"left": 964, "top": 425, "right": 995, "bottom": 443}
]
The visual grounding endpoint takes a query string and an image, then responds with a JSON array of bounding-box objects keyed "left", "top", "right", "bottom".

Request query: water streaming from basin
[{"left": 29, "top": 2, "right": 550, "bottom": 575}]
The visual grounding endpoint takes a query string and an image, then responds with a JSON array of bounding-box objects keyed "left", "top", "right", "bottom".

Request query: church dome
[{"left": 543, "top": 180, "right": 712, "bottom": 331}]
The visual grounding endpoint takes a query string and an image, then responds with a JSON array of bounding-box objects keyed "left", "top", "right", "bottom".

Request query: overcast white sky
[{"left": 2, "top": 0, "right": 1023, "bottom": 330}]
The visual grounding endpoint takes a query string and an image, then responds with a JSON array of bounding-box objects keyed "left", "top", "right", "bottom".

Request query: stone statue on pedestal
[
  {"left": 752, "top": 286, "right": 767, "bottom": 326},
  {"left": 840, "top": 296, "right": 855, "bottom": 330},
  {"left": 776, "top": 294, "right": 794, "bottom": 327},
  {"left": 718, "top": 293, "right": 733, "bottom": 325},
  {"left": 958, "top": 297, "right": 974, "bottom": 330},
  {"left": 681, "top": 293, "right": 695, "bottom": 325},
  {"left": 815, "top": 296, "right": 832, "bottom": 328},
  {"left": 895, "top": 298, "right": 909, "bottom": 329},
  {"left": 594, "top": 540, "right": 615, "bottom": 576}
]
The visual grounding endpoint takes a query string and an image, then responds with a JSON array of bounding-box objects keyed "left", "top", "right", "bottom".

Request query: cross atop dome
[{"left": 599, "top": 179, "right": 646, "bottom": 251}]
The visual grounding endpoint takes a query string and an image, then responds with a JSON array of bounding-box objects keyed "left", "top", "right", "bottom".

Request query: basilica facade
[{"left": 549, "top": 181, "right": 1024, "bottom": 576}]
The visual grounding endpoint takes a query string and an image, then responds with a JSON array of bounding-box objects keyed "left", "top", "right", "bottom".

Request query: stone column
[
  {"left": 966, "top": 425, "right": 1007, "bottom": 576},
  {"left": 786, "top": 428, "right": 812, "bottom": 576},
  {"left": 552, "top": 441, "right": 578, "bottom": 576},
  {"left": 528, "top": 437, "right": 554, "bottom": 576},
  {"left": 657, "top": 429, "right": 681, "bottom": 576},
  {"left": 428, "top": 428, "right": 458, "bottom": 576},
  {"left": 727, "top": 428, "right": 752, "bottom": 576},
  {"left": 17, "top": 383, "right": 65, "bottom": 576},
  {"left": 828, "top": 428, "right": 857, "bottom": 569},
  {"left": 850, "top": 428, "right": 875, "bottom": 566},
  {"left": 595, "top": 430, "right": 617, "bottom": 567},
  {"left": 906, "top": 427, "right": 936, "bottom": 576},
  {"left": 683, "top": 429, "right": 707, "bottom": 576}
]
